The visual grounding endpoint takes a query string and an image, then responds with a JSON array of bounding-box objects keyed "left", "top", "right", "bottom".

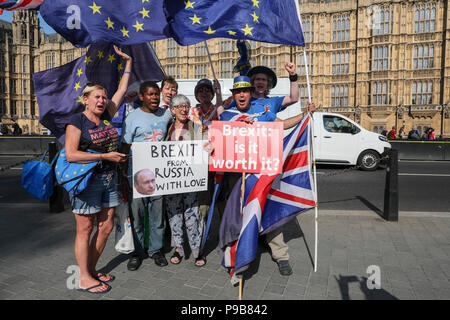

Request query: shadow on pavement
[
  {"left": 355, "top": 196, "right": 385, "bottom": 219},
  {"left": 242, "top": 214, "right": 314, "bottom": 281},
  {"left": 335, "top": 275, "right": 398, "bottom": 300}
]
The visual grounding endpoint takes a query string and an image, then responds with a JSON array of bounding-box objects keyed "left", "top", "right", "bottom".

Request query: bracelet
[
  {"left": 289, "top": 74, "right": 298, "bottom": 82},
  {"left": 123, "top": 71, "right": 131, "bottom": 74}
]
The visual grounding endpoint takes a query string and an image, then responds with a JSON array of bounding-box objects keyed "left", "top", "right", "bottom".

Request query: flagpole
[
  {"left": 239, "top": 172, "right": 246, "bottom": 300},
  {"left": 204, "top": 41, "right": 217, "bottom": 80},
  {"left": 295, "top": 1, "right": 318, "bottom": 273}
]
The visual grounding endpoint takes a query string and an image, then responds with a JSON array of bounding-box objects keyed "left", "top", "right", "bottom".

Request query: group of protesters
[{"left": 63, "top": 46, "right": 315, "bottom": 294}]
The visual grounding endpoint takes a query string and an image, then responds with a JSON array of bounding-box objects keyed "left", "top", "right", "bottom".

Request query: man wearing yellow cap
[{"left": 218, "top": 75, "right": 315, "bottom": 276}]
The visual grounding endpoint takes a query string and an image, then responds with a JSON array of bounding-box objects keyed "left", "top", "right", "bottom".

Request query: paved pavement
[{"left": 0, "top": 200, "right": 449, "bottom": 300}]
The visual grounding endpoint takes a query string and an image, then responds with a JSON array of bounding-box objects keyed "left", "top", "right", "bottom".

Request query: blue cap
[{"left": 230, "top": 76, "right": 254, "bottom": 92}]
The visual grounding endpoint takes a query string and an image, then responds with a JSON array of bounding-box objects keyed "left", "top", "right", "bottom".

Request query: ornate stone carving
[{"left": 408, "top": 105, "right": 442, "bottom": 118}]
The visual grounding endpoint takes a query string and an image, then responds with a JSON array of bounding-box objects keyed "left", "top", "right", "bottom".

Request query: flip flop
[
  {"left": 76, "top": 282, "right": 111, "bottom": 294},
  {"left": 170, "top": 250, "right": 183, "bottom": 265},
  {"left": 195, "top": 256, "right": 207, "bottom": 267},
  {"left": 95, "top": 272, "right": 115, "bottom": 283}
]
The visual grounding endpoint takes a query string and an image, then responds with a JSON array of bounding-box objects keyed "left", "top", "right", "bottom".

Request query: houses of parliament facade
[{"left": 1, "top": 0, "right": 449, "bottom": 137}]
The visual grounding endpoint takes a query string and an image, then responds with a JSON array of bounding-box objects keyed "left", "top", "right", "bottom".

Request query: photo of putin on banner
[{"left": 133, "top": 169, "right": 156, "bottom": 196}]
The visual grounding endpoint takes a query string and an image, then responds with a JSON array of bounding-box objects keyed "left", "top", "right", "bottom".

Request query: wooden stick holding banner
[
  {"left": 295, "top": 2, "right": 318, "bottom": 273},
  {"left": 239, "top": 171, "right": 245, "bottom": 301},
  {"left": 204, "top": 41, "right": 217, "bottom": 80}
]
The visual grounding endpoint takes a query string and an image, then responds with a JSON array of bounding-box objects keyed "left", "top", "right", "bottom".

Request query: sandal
[
  {"left": 195, "top": 256, "right": 207, "bottom": 267},
  {"left": 170, "top": 250, "right": 183, "bottom": 265},
  {"left": 95, "top": 272, "right": 115, "bottom": 283},
  {"left": 76, "top": 282, "right": 111, "bottom": 294}
]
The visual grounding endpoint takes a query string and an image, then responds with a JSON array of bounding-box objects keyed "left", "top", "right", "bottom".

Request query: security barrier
[
  {"left": 0, "top": 136, "right": 60, "bottom": 155},
  {"left": 389, "top": 140, "right": 450, "bottom": 161}
]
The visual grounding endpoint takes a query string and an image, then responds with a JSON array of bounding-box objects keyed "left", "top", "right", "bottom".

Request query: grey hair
[{"left": 169, "top": 94, "right": 191, "bottom": 109}]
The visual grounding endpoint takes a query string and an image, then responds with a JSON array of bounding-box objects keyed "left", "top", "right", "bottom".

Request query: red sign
[{"left": 209, "top": 121, "right": 283, "bottom": 175}]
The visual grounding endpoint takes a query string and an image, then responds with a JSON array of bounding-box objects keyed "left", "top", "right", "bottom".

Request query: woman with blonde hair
[{"left": 64, "top": 46, "right": 131, "bottom": 294}]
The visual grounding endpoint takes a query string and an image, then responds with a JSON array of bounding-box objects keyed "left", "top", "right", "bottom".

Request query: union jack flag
[
  {"left": 219, "top": 114, "right": 316, "bottom": 283},
  {"left": 0, "top": 0, "right": 43, "bottom": 11}
]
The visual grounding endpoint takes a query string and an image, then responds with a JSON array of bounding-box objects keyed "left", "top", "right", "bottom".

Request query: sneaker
[
  {"left": 277, "top": 260, "right": 293, "bottom": 276},
  {"left": 127, "top": 255, "right": 142, "bottom": 271}
]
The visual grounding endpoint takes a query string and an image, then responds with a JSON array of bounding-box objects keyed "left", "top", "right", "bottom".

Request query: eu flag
[
  {"left": 39, "top": 0, "right": 168, "bottom": 47},
  {"left": 164, "top": 0, "right": 305, "bottom": 46},
  {"left": 33, "top": 42, "right": 165, "bottom": 143}
]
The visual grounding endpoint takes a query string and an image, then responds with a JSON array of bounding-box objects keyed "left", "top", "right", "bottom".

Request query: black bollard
[
  {"left": 383, "top": 148, "right": 398, "bottom": 221},
  {"left": 48, "top": 142, "right": 65, "bottom": 213}
]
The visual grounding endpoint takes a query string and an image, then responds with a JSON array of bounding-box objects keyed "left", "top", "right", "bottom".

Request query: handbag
[
  {"left": 54, "top": 147, "right": 100, "bottom": 195},
  {"left": 21, "top": 151, "right": 58, "bottom": 201},
  {"left": 114, "top": 196, "right": 135, "bottom": 254}
]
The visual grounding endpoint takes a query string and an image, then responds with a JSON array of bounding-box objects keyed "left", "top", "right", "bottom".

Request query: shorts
[{"left": 70, "top": 171, "right": 120, "bottom": 215}]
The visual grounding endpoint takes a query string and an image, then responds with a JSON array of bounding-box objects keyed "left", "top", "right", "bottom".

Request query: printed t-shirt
[
  {"left": 219, "top": 98, "right": 278, "bottom": 122},
  {"left": 226, "top": 96, "right": 284, "bottom": 114},
  {"left": 68, "top": 111, "right": 120, "bottom": 172},
  {"left": 188, "top": 104, "right": 218, "bottom": 127},
  {"left": 122, "top": 107, "right": 173, "bottom": 177}
]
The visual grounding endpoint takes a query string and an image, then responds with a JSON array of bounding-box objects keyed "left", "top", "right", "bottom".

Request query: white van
[{"left": 311, "top": 112, "right": 391, "bottom": 170}]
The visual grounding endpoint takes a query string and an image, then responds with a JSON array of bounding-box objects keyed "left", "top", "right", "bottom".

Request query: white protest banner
[{"left": 131, "top": 140, "right": 209, "bottom": 199}]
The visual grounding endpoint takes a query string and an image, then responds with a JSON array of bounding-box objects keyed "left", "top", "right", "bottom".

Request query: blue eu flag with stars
[
  {"left": 39, "top": 0, "right": 168, "bottom": 47},
  {"left": 164, "top": 0, "right": 305, "bottom": 46},
  {"left": 33, "top": 42, "right": 165, "bottom": 143}
]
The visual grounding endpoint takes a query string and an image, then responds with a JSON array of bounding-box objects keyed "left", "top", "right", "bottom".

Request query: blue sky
[{"left": 0, "top": 10, "right": 56, "bottom": 34}]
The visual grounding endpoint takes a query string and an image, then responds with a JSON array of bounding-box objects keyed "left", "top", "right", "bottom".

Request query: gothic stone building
[
  {"left": 0, "top": 10, "right": 85, "bottom": 134},
  {"left": 1, "top": 1, "right": 449, "bottom": 137}
]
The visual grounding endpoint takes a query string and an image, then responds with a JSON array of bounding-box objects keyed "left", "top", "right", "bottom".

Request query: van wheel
[{"left": 357, "top": 150, "right": 380, "bottom": 171}]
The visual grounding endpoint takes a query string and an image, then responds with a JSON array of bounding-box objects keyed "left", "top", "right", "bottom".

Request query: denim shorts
[{"left": 70, "top": 171, "right": 120, "bottom": 215}]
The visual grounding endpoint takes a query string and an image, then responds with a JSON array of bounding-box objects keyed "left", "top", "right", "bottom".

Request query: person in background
[
  {"left": 428, "top": 128, "right": 435, "bottom": 140},
  {"left": 12, "top": 121, "right": 22, "bottom": 135},
  {"left": 159, "top": 77, "right": 178, "bottom": 110},
  {"left": 188, "top": 79, "right": 222, "bottom": 248},
  {"left": 398, "top": 126, "right": 407, "bottom": 139},
  {"left": 408, "top": 127, "right": 420, "bottom": 140},
  {"left": 0, "top": 119, "right": 6, "bottom": 135},
  {"left": 387, "top": 126, "right": 396, "bottom": 140},
  {"left": 189, "top": 78, "right": 222, "bottom": 128}
]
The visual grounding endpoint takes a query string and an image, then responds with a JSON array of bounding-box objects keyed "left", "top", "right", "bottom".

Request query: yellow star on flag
[
  {"left": 140, "top": 7, "right": 150, "bottom": 19},
  {"left": 74, "top": 82, "right": 81, "bottom": 91},
  {"left": 190, "top": 14, "right": 201, "bottom": 25},
  {"left": 204, "top": 26, "right": 216, "bottom": 35},
  {"left": 105, "top": 17, "right": 114, "bottom": 29},
  {"left": 241, "top": 24, "right": 254, "bottom": 36},
  {"left": 121, "top": 26, "right": 130, "bottom": 38},
  {"left": 184, "top": 1, "right": 195, "bottom": 9},
  {"left": 97, "top": 50, "right": 104, "bottom": 59},
  {"left": 89, "top": 2, "right": 102, "bottom": 14},
  {"left": 251, "top": 12, "right": 259, "bottom": 23},
  {"left": 133, "top": 21, "right": 144, "bottom": 32},
  {"left": 84, "top": 56, "right": 92, "bottom": 65},
  {"left": 77, "top": 96, "right": 83, "bottom": 103},
  {"left": 76, "top": 68, "right": 83, "bottom": 77},
  {"left": 117, "top": 63, "right": 123, "bottom": 72},
  {"left": 252, "top": 0, "right": 260, "bottom": 8},
  {"left": 227, "top": 30, "right": 237, "bottom": 36},
  {"left": 142, "top": 0, "right": 149, "bottom": 3},
  {"left": 108, "top": 54, "right": 116, "bottom": 63}
]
